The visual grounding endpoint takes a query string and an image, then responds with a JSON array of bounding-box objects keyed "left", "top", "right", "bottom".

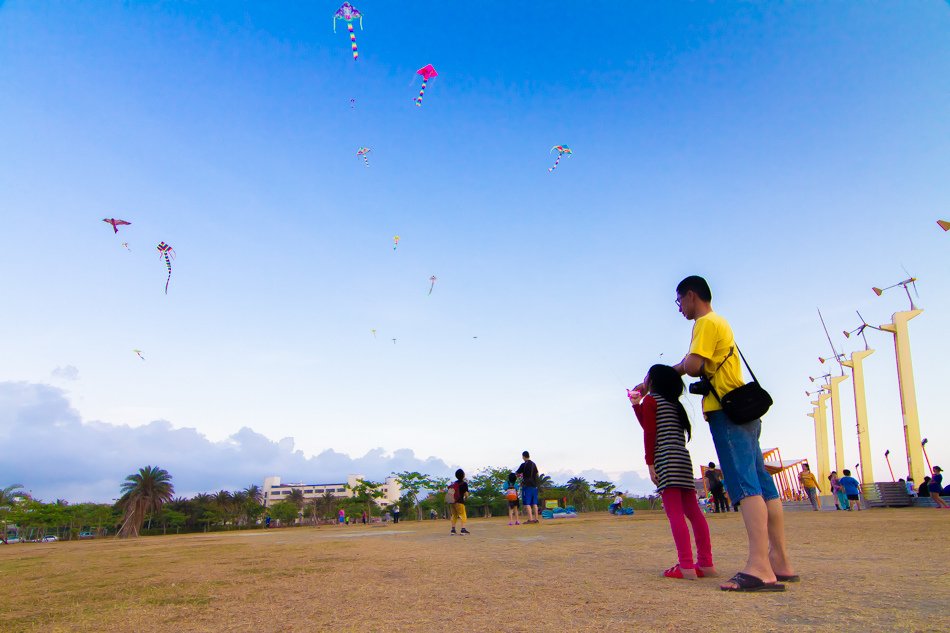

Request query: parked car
[
  {"left": 40, "top": 535, "right": 58, "bottom": 542},
  {"left": 2, "top": 537, "right": 22, "bottom": 544},
  {"left": 78, "top": 532, "right": 95, "bottom": 539}
]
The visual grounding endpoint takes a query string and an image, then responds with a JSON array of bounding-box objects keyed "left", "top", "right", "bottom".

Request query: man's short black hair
[
  {"left": 707, "top": 462, "right": 716, "bottom": 469},
  {"left": 455, "top": 469, "right": 465, "bottom": 480},
  {"left": 522, "top": 451, "right": 530, "bottom": 458},
  {"left": 676, "top": 276, "right": 712, "bottom": 302},
  {"left": 842, "top": 469, "right": 851, "bottom": 476}
]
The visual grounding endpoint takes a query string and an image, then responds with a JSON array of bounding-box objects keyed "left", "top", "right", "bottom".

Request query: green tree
[
  {"left": 566, "top": 477, "right": 591, "bottom": 510},
  {"left": 269, "top": 500, "right": 299, "bottom": 526},
  {"left": 425, "top": 476, "right": 451, "bottom": 519},
  {"left": 469, "top": 467, "right": 509, "bottom": 518},
  {"left": 537, "top": 474, "right": 554, "bottom": 496},
  {"left": 117, "top": 465, "right": 175, "bottom": 537},
  {"left": 392, "top": 471, "right": 430, "bottom": 521},
  {"left": 346, "top": 478, "right": 385, "bottom": 519},
  {"left": 320, "top": 490, "right": 336, "bottom": 518},
  {"left": 285, "top": 488, "right": 305, "bottom": 510},
  {"left": 592, "top": 480, "right": 617, "bottom": 497},
  {"left": 0, "top": 484, "right": 25, "bottom": 541}
]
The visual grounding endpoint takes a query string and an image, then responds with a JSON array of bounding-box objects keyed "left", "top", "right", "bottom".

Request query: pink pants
[{"left": 661, "top": 487, "right": 713, "bottom": 569}]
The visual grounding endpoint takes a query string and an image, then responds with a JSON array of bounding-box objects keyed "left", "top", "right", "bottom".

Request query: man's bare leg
[
  {"left": 720, "top": 495, "right": 776, "bottom": 589},
  {"left": 765, "top": 498, "right": 795, "bottom": 577}
]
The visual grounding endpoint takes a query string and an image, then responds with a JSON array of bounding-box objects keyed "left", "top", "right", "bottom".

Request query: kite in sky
[
  {"left": 156, "top": 241, "right": 175, "bottom": 294},
  {"left": 428, "top": 275, "right": 437, "bottom": 295},
  {"left": 938, "top": 220, "right": 950, "bottom": 231},
  {"left": 549, "top": 145, "right": 573, "bottom": 172},
  {"left": 371, "top": 329, "right": 377, "bottom": 339},
  {"left": 414, "top": 64, "right": 438, "bottom": 107},
  {"left": 133, "top": 349, "right": 145, "bottom": 361},
  {"left": 350, "top": 98, "right": 356, "bottom": 109},
  {"left": 393, "top": 235, "right": 400, "bottom": 251},
  {"left": 103, "top": 218, "right": 130, "bottom": 233},
  {"left": 357, "top": 146, "right": 371, "bottom": 167},
  {"left": 121, "top": 242, "right": 130, "bottom": 252},
  {"left": 333, "top": 3, "right": 362, "bottom": 61}
]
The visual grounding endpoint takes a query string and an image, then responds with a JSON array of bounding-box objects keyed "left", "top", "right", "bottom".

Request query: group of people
[
  {"left": 905, "top": 467, "right": 949, "bottom": 508},
  {"left": 628, "top": 275, "right": 797, "bottom": 592},
  {"left": 797, "top": 464, "right": 862, "bottom": 511},
  {"left": 445, "top": 451, "right": 543, "bottom": 535}
]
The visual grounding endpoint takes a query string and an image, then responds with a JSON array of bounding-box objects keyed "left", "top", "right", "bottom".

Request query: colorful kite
[
  {"left": 393, "top": 235, "right": 400, "bottom": 251},
  {"left": 357, "top": 146, "right": 371, "bottom": 167},
  {"left": 133, "top": 349, "right": 145, "bottom": 361},
  {"left": 156, "top": 241, "right": 175, "bottom": 294},
  {"left": 333, "top": 2, "right": 362, "bottom": 61},
  {"left": 414, "top": 64, "right": 438, "bottom": 107},
  {"left": 103, "top": 218, "right": 131, "bottom": 233},
  {"left": 938, "top": 220, "right": 950, "bottom": 231},
  {"left": 549, "top": 145, "right": 572, "bottom": 172},
  {"left": 428, "top": 275, "right": 437, "bottom": 295}
]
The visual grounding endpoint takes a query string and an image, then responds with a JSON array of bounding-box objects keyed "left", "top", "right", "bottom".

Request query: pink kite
[
  {"left": 414, "top": 64, "right": 438, "bottom": 107},
  {"left": 333, "top": 3, "right": 362, "bottom": 61},
  {"left": 103, "top": 218, "right": 131, "bottom": 234}
]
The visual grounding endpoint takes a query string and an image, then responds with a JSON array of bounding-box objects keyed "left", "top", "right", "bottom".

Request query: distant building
[{"left": 262, "top": 474, "right": 401, "bottom": 508}]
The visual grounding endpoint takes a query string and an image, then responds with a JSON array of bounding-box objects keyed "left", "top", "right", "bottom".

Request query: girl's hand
[
  {"left": 627, "top": 388, "right": 643, "bottom": 405},
  {"left": 649, "top": 465, "right": 659, "bottom": 486}
]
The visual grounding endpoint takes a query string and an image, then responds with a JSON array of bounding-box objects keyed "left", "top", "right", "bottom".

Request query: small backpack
[
  {"left": 444, "top": 482, "right": 458, "bottom": 504},
  {"left": 505, "top": 486, "right": 518, "bottom": 501}
]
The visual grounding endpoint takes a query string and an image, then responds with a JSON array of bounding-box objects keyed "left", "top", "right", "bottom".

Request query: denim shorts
[
  {"left": 707, "top": 410, "right": 779, "bottom": 503},
  {"left": 522, "top": 486, "right": 539, "bottom": 506}
]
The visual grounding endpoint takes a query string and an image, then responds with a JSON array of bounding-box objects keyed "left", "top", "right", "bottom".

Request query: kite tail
[
  {"left": 164, "top": 255, "right": 172, "bottom": 294},
  {"left": 362, "top": 155, "right": 369, "bottom": 167},
  {"left": 549, "top": 155, "right": 561, "bottom": 172},
  {"left": 415, "top": 79, "right": 427, "bottom": 106},
  {"left": 348, "top": 23, "right": 358, "bottom": 60}
]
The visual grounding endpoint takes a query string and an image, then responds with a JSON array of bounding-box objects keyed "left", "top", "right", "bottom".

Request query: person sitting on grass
[
  {"left": 838, "top": 470, "right": 862, "bottom": 511},
  {"left": 630, "top": 364, "right": 716, "bottom": 581},
  {"left": 448, "top": 469, "right": 470, "bottom": 535},
  {"left": 504, "top": 472, "right": 521, "bottom": 526},
  {"left": 929, "top": 466, "right": 949, "bottom": 509},
  {"left": 609, "top": 493, "right": 624, "bottom": 515}
]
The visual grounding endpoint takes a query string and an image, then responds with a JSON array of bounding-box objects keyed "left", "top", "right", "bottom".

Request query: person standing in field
[
  {"left": 667, "top": 275, "right": 795, "bottom": 592},
  {"left": 838, "top": 470, "right": 863, "bottom": 511},
  {"left": 516, "top": 451, "right": 541, "bottom": 524},
  {"left": 630, "top": 365, "right": 716, "bottom": 580},
  {"left": 448, "top": 469, "right": 471, "bottom": 535},
  {"left": 504, "top": 472, "right": 521, "bottom": 526},
  {"left": 829, "top": 471, "right": 849, "bottom": 510},
  {"left": 799, "top": 464, "right": 821, "bottom": 511},
  {"left": 705, "top": 462, "right": 729, "bottom": 513}
]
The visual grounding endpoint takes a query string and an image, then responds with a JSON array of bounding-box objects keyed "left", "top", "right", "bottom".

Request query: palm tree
[
  {"left": 537, "top": 474, "right": 553, "bottom": 496},
  {"left": 320, "top": 490, "right": 336, "bottom": 518},
  {"left": 566, "top": 477, "right": 591, "bottom": 510},
  {"left": 0, "top": 484, "right": 25, "bottom": 541},
  {"left": 213, "top": 490, "right": 234, "bottom": 527},
  {"left": 117, "top": 466, "right": 174, "bottom": 537},
  {"left": 243, "top": 484, "right": 263, "bottom": 506},
  {"left": 286, "top": 488, "right": 305, "bottom": 510}
]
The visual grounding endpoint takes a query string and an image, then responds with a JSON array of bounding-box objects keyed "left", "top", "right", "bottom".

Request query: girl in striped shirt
[{"left": 630, "top": 364, "right": 716, "bottom": 580}]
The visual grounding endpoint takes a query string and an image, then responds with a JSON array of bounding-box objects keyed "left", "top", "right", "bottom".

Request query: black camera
[{"left": 688, "top": 376, "right": 712, "bottom": 396}]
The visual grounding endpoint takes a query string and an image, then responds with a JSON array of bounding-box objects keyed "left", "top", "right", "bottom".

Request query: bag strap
[
  {"left": 734, "top": 344, "right": 760, "bottom": 384},
  {"left": 702, "top": 343, "right": 761, "bottom": 404}
]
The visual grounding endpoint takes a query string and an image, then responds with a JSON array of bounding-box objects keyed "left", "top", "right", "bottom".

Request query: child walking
[
  {"left": 504, "top": 472, "right": 521, "bottom": 526},
  {"left": 630, "top": 364, "right": 716, "bottom": 580},
  {"left": 448, "top": 469, "right": 471, "bottom": 535}
]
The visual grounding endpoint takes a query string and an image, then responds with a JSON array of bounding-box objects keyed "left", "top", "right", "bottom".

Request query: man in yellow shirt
[
  {"left": 798, "top": 464, "right": 821, "bottom": 511},
  {"left": 671, "top": 276, "right": 797, "bottom": 592}
]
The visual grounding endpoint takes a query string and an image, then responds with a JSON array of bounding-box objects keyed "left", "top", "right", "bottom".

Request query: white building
[{"left": 262, "top": 474, "right": 401, "bottom": 508}]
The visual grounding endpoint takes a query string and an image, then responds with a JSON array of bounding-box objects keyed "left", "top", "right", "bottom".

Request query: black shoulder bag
[{"left": 708, "top": 345, "right": 773, "bottom": 425}]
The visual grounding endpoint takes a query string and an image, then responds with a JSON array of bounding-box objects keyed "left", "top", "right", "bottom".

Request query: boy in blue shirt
[{"left": 838, "top": 470, "right": 862, "bottom": 511}]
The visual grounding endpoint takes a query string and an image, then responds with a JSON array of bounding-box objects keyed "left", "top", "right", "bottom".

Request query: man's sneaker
[
  {"left": 460, "top": 528, "right": 470, "bottom": 535},
  {"left": 450, "top": 527, "right": 457, "bottom": 535}
]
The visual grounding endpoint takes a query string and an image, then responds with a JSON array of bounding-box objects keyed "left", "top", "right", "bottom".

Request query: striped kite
[
  {"left": 333, "top": 3, "right": 362, "bottom": 61},
  {"left": 157, "top": 241, "right": 175, "bottom": 294}
]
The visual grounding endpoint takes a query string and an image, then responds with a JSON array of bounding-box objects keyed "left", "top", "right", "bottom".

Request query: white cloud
[
  {"left": 548, "top": 467, "right": 656, "bottom": 496},
  {"left": 0, "top": 381, "right": 457, "bottom": 503},
  {"left": 50, "top": 365, "right": 79, "bottom": 381}
]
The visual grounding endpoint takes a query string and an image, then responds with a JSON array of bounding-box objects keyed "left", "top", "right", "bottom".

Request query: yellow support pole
[
  {"left": 841, "top": 350, "right": 875, "bottom": 484},
  {"left": 827, "top": 375, "right": 848, "bottom": 474},
  {"left": 879, "top": 310, "right": 925, "bottom": 483},
  {"left": 810, "top": 393, "right": 831, "bottom": 493}
]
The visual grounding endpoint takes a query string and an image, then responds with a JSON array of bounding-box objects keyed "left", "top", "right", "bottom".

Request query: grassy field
[{"left": 1, "top": 508, "right": 947, "bottom": 632}]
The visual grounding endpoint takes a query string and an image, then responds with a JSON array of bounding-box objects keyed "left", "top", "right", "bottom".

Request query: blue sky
[{"left": 1, "top": 2, "right": 949, "bottom": 500}]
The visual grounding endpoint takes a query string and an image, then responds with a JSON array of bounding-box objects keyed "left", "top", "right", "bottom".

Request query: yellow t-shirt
[
  {"left": 688, "top": 312, "right": 745, "bottom": 413},
  {"left": 799, "top": 471, "right": 819, "bottom": 489}
]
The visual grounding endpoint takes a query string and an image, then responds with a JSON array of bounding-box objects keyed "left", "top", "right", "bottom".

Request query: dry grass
[{"left": 1, "top": 508, "right": 948, "bottom": 632}]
